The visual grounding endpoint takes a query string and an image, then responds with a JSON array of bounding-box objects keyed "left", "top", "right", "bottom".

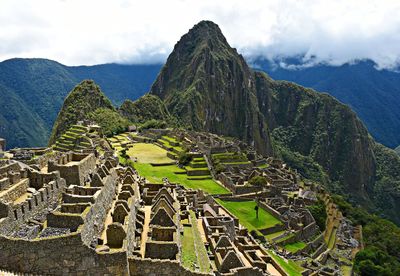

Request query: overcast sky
[{"left": 1, "top": 0, "right": 400, "bottom": 69}]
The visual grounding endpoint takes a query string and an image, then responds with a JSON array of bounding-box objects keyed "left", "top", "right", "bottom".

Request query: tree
[
  {"left": 249, "top": 176, "right": 267, "bottom": 187},
  {"left": 254, "top": 205, "right": 259, "bottom": 219},
  {"left": 178, "top": 151, "right": 192, "bottom": 165}
]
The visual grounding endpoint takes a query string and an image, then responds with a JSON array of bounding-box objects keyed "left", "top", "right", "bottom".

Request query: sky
[{"left": 1, "top": 0, "right": 400, "bottom": 69}]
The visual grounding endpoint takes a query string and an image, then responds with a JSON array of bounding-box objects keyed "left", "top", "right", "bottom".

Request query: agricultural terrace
[
  {"left": 124, "top": 142, "right": 229, "bottom": 195},
  {"left": 127, "top": 143, "right": 172, "bottom": 164},
  {"left": 216, "top": 200, "right": 283, "bottom": 233}
]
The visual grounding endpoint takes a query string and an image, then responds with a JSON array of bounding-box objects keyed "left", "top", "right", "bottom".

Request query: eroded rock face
[{"left": 150, "top": 21, "right": 274, "bottom": 156}]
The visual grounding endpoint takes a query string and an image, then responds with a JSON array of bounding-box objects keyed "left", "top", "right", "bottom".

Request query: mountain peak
[
  {"left": 186, "top": 20, "right": 226, "bottom": 40},
  {"left": 48, "top": 79, "right": 114, "bottom": 145},
  {"left": 149, "top": 21, "right": 273, "bottom": 155}
]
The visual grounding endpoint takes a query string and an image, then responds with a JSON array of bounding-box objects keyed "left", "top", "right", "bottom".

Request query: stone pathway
[{"left": 267, "top": 263, "right": 282, "bottom": 276}]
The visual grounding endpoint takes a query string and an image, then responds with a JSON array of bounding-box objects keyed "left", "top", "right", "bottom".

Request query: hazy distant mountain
[
  {"left": 0, "top": 58, "right": 161, "bottom": 148},
  {"left": 254, "top": 58, "right": 400, "bottom": 148}
]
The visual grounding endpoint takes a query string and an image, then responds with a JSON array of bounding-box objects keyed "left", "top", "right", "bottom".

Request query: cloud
[{"left": 0, "top": 0, "right": 399, "bottom": 69}]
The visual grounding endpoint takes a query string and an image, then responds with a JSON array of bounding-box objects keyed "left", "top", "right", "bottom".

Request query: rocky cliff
[{"left": 150, "top": 21, "right": 273, "bottom": 155}]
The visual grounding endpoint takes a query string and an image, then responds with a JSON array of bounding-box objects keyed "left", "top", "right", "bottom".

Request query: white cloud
[{"left": 0, "top": 0, "right": 399, "bottom": 68}]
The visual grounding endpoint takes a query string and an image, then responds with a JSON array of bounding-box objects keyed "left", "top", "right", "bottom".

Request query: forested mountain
[
  {"left": 255, "top": 58, "right": 400, "bottom": 148},
  {"left": 0, "top": 58, "right": 161, "bottom": 148}
]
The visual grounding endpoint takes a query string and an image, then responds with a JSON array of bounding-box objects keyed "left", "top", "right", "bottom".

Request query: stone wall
[
  {"left": 48, "top": 153, "right": 96, "bottom": 185},
  {"left": 0, "top": 178, "right": 29, "bottom": 203},
  {"left": 81, "top": 169, "right": 118, "bottom": 247},
  {"left": 0, "top": 232, "right": 127, "bottom": 275},
  {"left": 126, "top": 197, "right": 139, "bottom": 256},
  {"left": 128, "top": 257, "right": 210, "bottom": 276},
  {"left": 0, "top": 178, "right": 66, "bottom": 236}
]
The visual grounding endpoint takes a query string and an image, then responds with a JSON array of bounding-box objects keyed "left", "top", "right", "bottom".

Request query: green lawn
[
  {"left": 189, "top": 211, "right": 211, "bottom": 273},
  {"left": 134, "top": 163, "right": 229, "bottom": 195},
  {"left": 216, "top": 200, "right": 283, "bottom": 231},
  {"left": 267, "top": 250, "right": 303, "bottom": 276},
  {"left": 284, "top": 241, "right": 307, "bottom": 253},
  {"left": 181, "top": 225, "right": 198, "bottom": 270},
  {"left": 127, "top": 143, "right": 173, "bottom": 164}
]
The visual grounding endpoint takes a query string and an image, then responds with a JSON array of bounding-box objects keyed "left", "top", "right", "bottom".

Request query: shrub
[
  {"left": 249, "top": 175, "right": 268, "bottom": 187},
  {"left": 178, "top": 151, "right": 192, "bottom": 165}
]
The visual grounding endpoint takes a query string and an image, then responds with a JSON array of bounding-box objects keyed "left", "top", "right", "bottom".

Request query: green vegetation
[
  {"left": 181, "top": 225, "right": 197, "bottom": 270},
  {"left": 274, "top": 142, "right": 329, "bottom": 185},
  {"left": 178, "top": 151, "right": 192, "bottom": 165},
  {"left": 49, "top": 80, "right": 114, "bottom": 145},
  {"left": 139, "top": 119, "right": 168, "bottom": 130},
  {"left": 372, "top": 143, "right": 400, "bottom": 224},
  {"left": 88, "top": 108, "right": 129, "bottom": 136},
  {"left": 126, "top": 143, "right": 172, "bottom": 164},
  {"left": 212, "top": 152, "right": 249, "bottom": 164},
  {"left": 333, "top": 194, "right": 400, "bottom": 276},
  {"left": 284, "top": 241, "right": 307, "bottom": 253},
  {"left": 267, "top": 250, "right": 303, "bottom": 276},
  {"left": 307, "top": 198, "right": 327, "bottom": 231},
  {"left": 216, "top": 200, "right": 282, "bottom": 232},
  {"left": 134, "top": 163, "right": 228, "bottom": 195},
  {"left": 189, "top": 211, "right": 211, "bottom": 273},
  {"left": 119, "top": 94, "right": 173, "bottom": 124},
  {"left": 248, "top": 175, "right": 268, "bottom": 187}
]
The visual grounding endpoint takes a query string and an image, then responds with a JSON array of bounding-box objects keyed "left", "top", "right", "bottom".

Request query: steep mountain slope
[
  {"left": 255, "top": 59, "right": 400, "bottom": 148},
  {"left": 149, "top": 21, "right": 273, "bottom": 155},
  {"left": 0, "top": 58, "right": 160, "bottom": 148},
  {"left": 0, "top": 84, "right": 48, "bottom": 147},
  {"left": 125, "top": 20, "right": 400, "bottom": 223},
  {"left": 49, "top": 80, "right": 114, "bottom": 144},
  {"left": 396, "top": 145, "right": 400, "bottom": 155},
  {"left": 254, "top": 72, "right": 375, "bottom": 199},
  {"left": 119, "top": 94, "right": 171, "bottom": 123}
]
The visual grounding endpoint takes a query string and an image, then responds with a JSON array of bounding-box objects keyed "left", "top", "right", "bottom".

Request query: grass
[
  {"left": 162, "top": 135, "right": 178, "bottom": 143},
  {"left": 283, "top": 241, "right": 307, "bottom": 253},
  {"left": 265, "top": 230, "right": 286, "bottom": 241},
  {"left": 216, "top": 200, "right": 283, "bottom": 231},
  {"left": 189, "top": 211, "right": 211, "bottom": 273},
  {"left": 134, "top": 163, "right": 229, "bottom": 195},
  {"left": 275, "top": 233, "right": 295, "bottom": 244},
  {"left": 127, "top": 143, "right": 172, "bottom": 164},
  {"left": 267, "top": 250, "right": 303, "bottom": 276},
  {"left": 181, "top": 225, "right": 198, "bottom": 270}
]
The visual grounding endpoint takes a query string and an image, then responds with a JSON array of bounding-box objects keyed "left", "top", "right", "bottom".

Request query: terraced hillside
[{"left": 54, "top": 124, "right": 95, "bottom": 152}]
